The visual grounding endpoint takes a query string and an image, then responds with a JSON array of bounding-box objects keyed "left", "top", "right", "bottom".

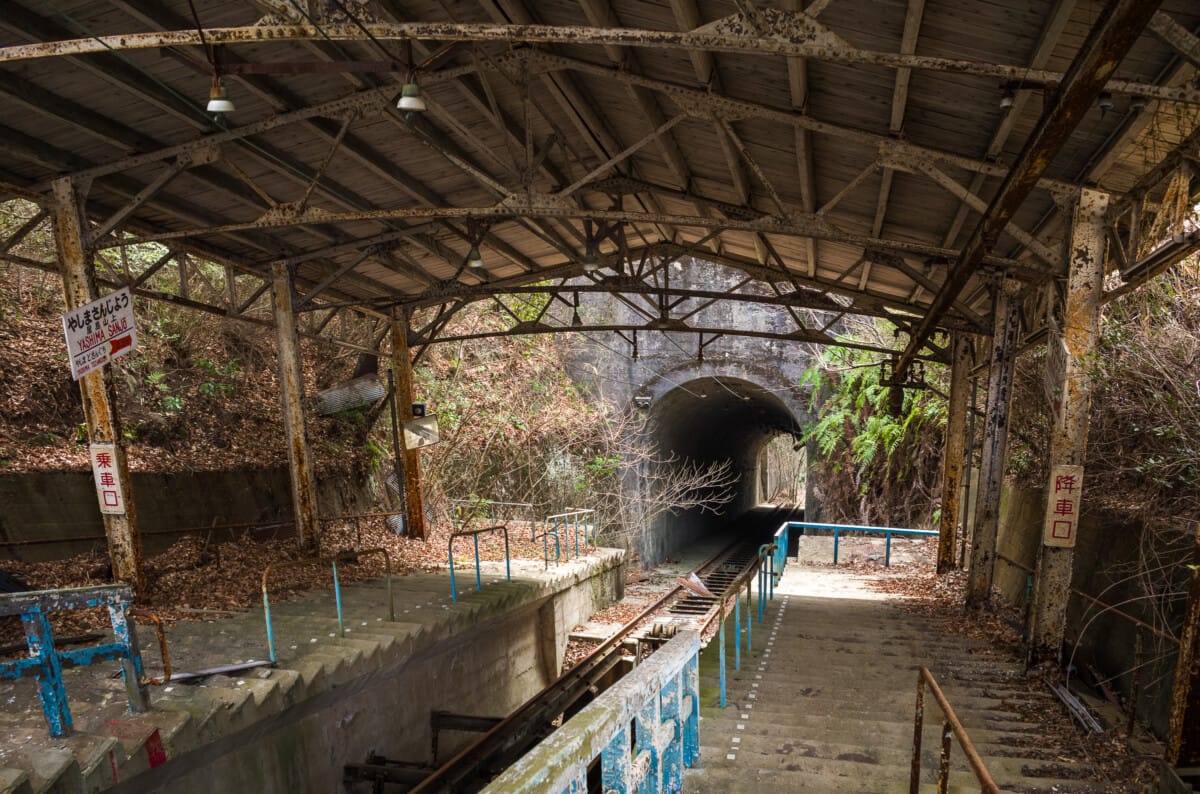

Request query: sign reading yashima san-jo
[
  {"left": 1042, "top": 464, "right": 1084, "bottom": 548},
  {"left": 61, "top": 287, "right": 138, "bottom": 380}
]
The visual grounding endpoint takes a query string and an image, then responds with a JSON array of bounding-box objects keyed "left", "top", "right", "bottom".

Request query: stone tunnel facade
[{"left": 565, "top": 258, "right": 828, "bottom": 563}]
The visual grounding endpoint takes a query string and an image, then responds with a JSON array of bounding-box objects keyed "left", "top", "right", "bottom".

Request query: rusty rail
[
  {"left": 910, "top": 667, "right": 1000, "bottom": 794},
  {"left": 130, "top": 609, "right": 172, "bottom": 685}
]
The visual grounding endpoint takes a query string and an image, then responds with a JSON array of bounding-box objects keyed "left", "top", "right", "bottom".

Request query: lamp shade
[
  {"left": 207, "top": 83, "right": 234, "bottom": 113},
  {"left": 397, "top": 83, "right": 427, "bottom": 112}
]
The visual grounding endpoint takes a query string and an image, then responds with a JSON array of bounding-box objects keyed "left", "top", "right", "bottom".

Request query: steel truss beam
[
  {"left": 107, "top": 194, "right": 1033, "bottom": 277},
  {"left": 896, "top": 0, "right": 1163, "bottom": 378},
  {"left": 2, "top": 14, "right": 1197, "bottom": 106}
]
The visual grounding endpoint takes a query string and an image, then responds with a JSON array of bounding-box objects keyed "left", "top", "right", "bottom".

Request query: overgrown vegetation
[
  {"left": 799, "top": 319, "right": 946, "bottom": 528},
  {"left": 0, "top": 199, "right": 738, "bottom": 562}
]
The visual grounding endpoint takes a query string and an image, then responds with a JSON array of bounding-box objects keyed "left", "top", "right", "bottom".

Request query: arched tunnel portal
[{"left": 638, "top": 374, "right": 813, "bottom": 563}]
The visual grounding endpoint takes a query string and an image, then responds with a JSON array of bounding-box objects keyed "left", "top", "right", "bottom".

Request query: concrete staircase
[
  {"left": 686, "top": 568, "right": 1105, "bottom": 793},
  {"left": 0, "top": 553, "right": 622, "bottom": 793}
]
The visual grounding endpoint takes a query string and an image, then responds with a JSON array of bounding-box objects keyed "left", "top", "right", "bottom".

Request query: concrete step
[{"left": 0, "top": 769, "right": 32, "bottom": 794}]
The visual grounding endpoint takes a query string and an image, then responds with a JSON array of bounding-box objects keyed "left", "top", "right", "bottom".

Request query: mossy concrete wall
[
  {"left": 0, "top": 468, "right": 377, "bottom": 562},
  {"left": 994, "top": 485, "right": 1182, "bottom": 736}
]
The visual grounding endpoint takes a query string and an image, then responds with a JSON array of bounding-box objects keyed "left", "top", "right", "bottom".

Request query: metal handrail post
[
  {"left": 504, "top": 527, "right": 511, "bottom": 583},
  {"left": 331, "top": 559, "right": 345, "bottom": 637},
  {"left": 473, "top": 533, "right": 482, "bottom": 591},
  {"left": 449, "top": 539, "right": 459, "bottom": 602},
  {"left": 769, "top": 550, "right": 776, "bottom": 600},
  {"left": 909, "top": 671, "right": 925, "bottom": 794},
  {"left": 745, "top": 578, "right": 752, "bottom": 652},
  {"left": 732, "top": 592, "right": 740, "bottom": 671},
  {"left": 718, "top": 595, "right": 727, "bottom": 708},
  {"left": 833, "top": 526, "right": 840, "bottom": 564}
]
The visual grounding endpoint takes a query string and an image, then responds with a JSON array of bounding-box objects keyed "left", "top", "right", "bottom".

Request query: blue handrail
[
  {"left": 448, "top": 524, "right": 512, "bottom": 603},
  {"left": 262, "top": 548, "right": 395, "bottom": 664},
  {"left": 0, "top": 585, "right": 150, "bottom": 737},
  {"left": 481, "top": 631, "right": 701, "bottom": 793},
  {"left": 785, "top": 521, "right": 937, "bottom": 567}
]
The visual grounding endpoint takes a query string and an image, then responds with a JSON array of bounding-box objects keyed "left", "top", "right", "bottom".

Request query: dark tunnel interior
[{"left": 646, "top": 376, "right": 805, "bottom": 558}]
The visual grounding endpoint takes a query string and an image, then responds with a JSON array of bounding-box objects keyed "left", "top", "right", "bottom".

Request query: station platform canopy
[{"left": 0, "top": 0, "right": 1197, "bottom": 361}]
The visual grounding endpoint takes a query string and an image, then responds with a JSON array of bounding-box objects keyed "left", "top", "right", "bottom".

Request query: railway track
[{"left": 345, "top": 508, "right": 791, "bottom": 793}]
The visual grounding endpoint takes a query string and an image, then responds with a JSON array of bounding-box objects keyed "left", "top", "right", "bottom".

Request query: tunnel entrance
[{"left": 643, "top": 377, "right": 807, "bottom": 560}]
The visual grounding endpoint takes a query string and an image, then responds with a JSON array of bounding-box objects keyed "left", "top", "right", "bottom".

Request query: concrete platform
[
  {"left": 0, "top": 550, "right": 624, "bottom": 793},
  {"left": 686, "top": 563, "right": 1107, "bottom": 793}
]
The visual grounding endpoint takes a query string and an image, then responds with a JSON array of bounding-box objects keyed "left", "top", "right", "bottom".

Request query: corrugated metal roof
[{"left": 0, "top": 0, "right": 1196, "bottom": 352}]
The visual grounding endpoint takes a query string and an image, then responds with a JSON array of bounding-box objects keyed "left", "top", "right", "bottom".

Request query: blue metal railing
[
  {"left": 716, "top": 537, "right": 788, "bottom": 709},
  {"left": 450, "top": 499, "right": 535, "bottom": 538},
  {"left": 448, "top": 524, "right": 512, "bottom": 602},
  {"left": 0, "top": 584, "right": 152, "bottom": 737},
  {"left": 481, "top": 631, "right": 701, "bottom": 794},
  {"left": 262, "top": 548, "right": 394, "bottom": 664},
  {"left": 785, "top": 521, "right": 937, "bottom": 566},
  {"left": 535, "top": 509, "right": 597, "bottom": 568}
]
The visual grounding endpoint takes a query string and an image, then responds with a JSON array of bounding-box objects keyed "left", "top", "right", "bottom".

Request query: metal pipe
[
  {"left": 473, "top": 534, "right": 481, "bottom": 591},
  {"left": 130, "top": 609, "right": 171, "bottom": 685},
  {"left": 332, "top": 559, "right": 345, "bottom": 637},
  {"left": 719, "top": 596, "right": 727, "bottom": 709},
  {"left": 911, "top": 667, "right": 1001, "bottom": 793},
  {"left": 909, "top": 671, "right": 925, "bottom": 794},
  {"left": 734, "top": 591, "right": 741, "bottom": 671}
]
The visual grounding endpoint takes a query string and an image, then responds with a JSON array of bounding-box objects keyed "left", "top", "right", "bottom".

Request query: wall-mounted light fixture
[{"left": 1120, "top": 230, "right": 1199, "bottom": 282}]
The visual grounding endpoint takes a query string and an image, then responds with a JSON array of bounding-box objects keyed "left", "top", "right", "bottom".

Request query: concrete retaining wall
[
  {"left": 994, "top": 485, "right": 1181, "bottom": 736},
  {"left": 107, "top": 552, "right": 624, "bottom": 794},
  {"left": 0, "top": 468, "right": 377, "bottom": 562}
]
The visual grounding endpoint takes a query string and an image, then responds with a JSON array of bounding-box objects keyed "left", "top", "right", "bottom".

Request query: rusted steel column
[
  {"left": 390, "top": 310, "right": 427, "bottom": 540},
  {"left": 1029, "top": 189, "right": 1107, "bottom": 664},
  {"left": 1168, "top": 521, "right": 1200, "bottom": 765},
  {"left": 936, "top": 333, "right": 972, "bottom": 574},
  {"left": 271, "top": 261, "right": 320, "bottom": 552},
  {"left": 965, "top": 280, "right": 1021, "bottom": 609},
  {"left": 52, "top": 178, "right": 145, "bottom": 598}
]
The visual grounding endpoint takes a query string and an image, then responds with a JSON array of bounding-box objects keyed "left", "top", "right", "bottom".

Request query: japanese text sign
[
  {"left": 61, "top": 287, "right": 137, "bottom": 380},
  {"left": 89, "top": 442, "right": 126, "bottom": 515},
  {"left": 1042, "top": 464, "right": 1083, "bottom": 548}
]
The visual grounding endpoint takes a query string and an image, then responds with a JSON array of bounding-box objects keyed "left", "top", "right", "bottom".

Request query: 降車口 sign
[{"left": 1042, "top": 464, "right": 1083, "bottom": 548}]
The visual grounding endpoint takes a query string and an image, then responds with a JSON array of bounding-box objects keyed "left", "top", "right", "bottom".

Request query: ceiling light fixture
[
  {"left": 466, "top": 245, "right": 483, "bottom": 269},
  {"left": 206, "top": 75, "right": 234, "bottom": 113},
  {"left": 999, "top": 83, "right": 1015, "bottom": 109},
  {"left": 397, "top": 81, "right": 427, "bottom": 112}
]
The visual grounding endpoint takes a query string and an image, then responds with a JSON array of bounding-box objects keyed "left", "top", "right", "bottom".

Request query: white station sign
[{"left": 61, "top": 287, "right": 138, "bottom": 380}]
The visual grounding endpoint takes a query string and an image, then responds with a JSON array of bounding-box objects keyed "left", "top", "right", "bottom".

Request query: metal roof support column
[
  {"left": 271, "top": 261, "right": 320, "bottom": 553},
  {"left": 1168, "top": 521, "right": 1200, "bottom": 766},
  {"left": 52, "top": 178, "right": 146, "bottom": 598},
  {"left": 936, "top": 333, "right": 971, "bottom": 574},
  {"left": 965, "top": 280, "right": 1021, "bottom": 609},
  {"left": 390, "top": 310, "right": 427, "bottom": 541},
  {"left": 1028, "top": 188, "right": 1107, "bottom": 665}
]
